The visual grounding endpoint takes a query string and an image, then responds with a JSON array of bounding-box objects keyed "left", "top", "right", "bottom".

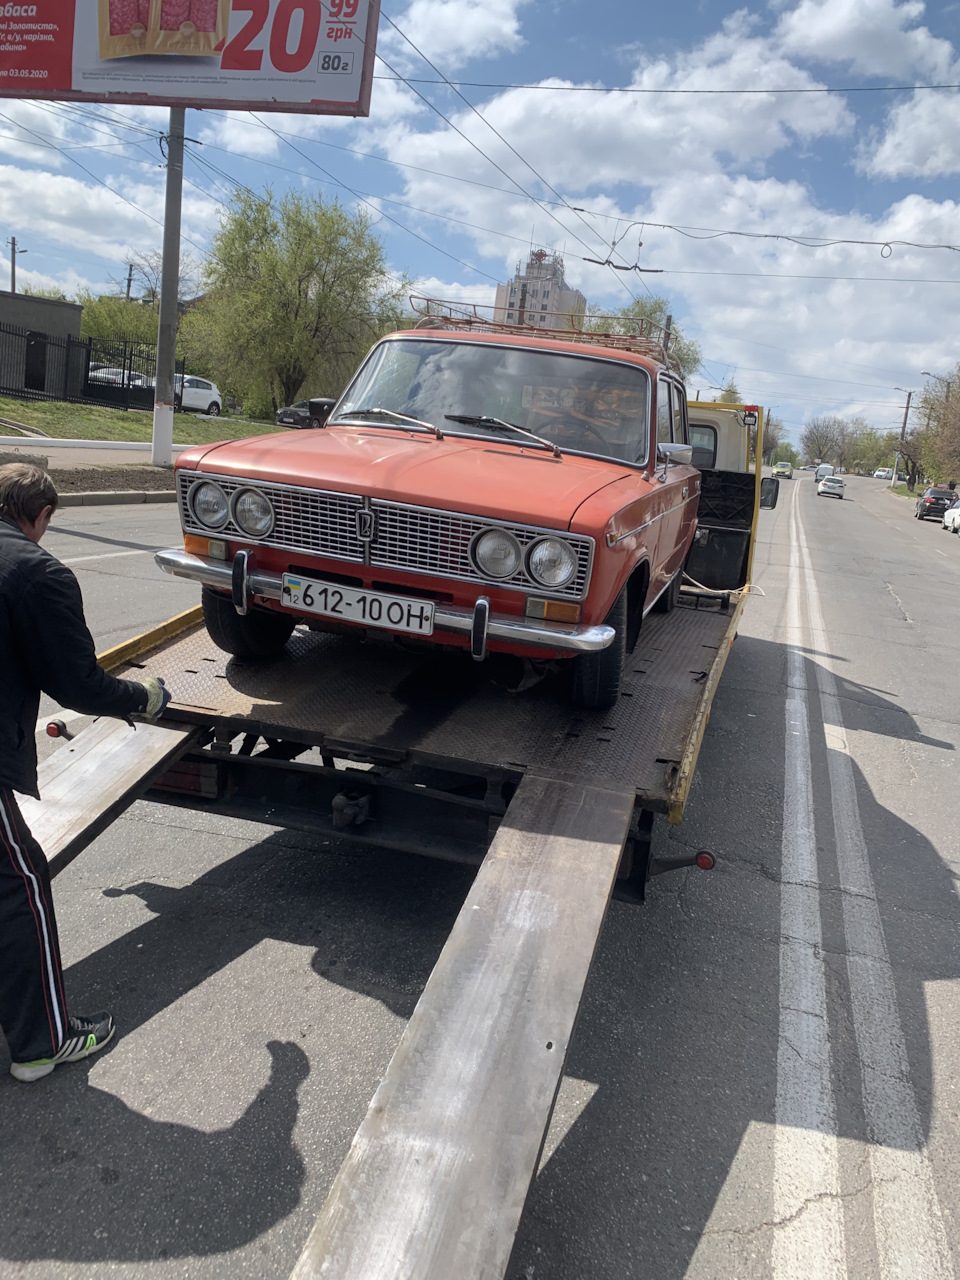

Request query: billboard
[{"left": 0, "top": 0, "right": 379, "bottom": 114}]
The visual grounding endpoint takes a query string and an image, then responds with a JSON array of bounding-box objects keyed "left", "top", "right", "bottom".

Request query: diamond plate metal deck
[{"left": 123, "top": 599, "right": 739, "bottom": 810}]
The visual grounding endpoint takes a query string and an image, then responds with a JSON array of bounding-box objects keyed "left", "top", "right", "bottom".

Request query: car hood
[{"left": 180, "top": 425, "right": 630, "bottom": 528}]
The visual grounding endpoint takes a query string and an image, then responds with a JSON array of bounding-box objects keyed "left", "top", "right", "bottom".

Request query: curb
[{"left": 57, "top": 490, "right": 178, "bottom": 507}]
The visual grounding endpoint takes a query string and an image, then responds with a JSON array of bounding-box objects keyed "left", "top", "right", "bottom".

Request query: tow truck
[{"left": 26, "top": 341, "right": 775, "bottom": 1280}]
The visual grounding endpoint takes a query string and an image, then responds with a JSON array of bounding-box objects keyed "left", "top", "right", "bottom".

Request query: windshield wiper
[
  {"left": 332, "top": 406, "right": 444, "bottom": 439},
  {"left": 444, "top": 414, "right": 561, "bottom": 458}
]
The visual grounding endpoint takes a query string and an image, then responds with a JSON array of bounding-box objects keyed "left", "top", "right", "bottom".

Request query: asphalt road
[{"left": 1, "top": 482, "right": 958, "bottom": 1279}]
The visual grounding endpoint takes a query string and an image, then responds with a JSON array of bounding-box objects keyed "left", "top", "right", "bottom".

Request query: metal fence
[{"left": 0, "top": 322, "right": 183, "bottom": 412}]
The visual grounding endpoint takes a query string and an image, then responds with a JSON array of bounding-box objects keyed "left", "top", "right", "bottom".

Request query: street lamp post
[
  {"left": 921, "top": 370, "right": 953, "bottom": 403},
  {"left": 892, "top": 387, "right": 913, "bottom": 489}
]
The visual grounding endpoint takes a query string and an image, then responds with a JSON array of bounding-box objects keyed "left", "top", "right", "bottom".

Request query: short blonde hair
[{"left": 0, "top": 462, "right": 59, "bottom": 525}]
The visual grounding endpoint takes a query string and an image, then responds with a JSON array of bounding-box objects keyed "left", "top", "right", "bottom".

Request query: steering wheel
[{"left": 563, "top": 414, "right": 611, "bottom": 446}]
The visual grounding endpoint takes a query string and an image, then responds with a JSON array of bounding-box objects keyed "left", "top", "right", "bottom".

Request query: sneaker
[{"left": 10, "top": 1012, "right": 116, "bottom": 1082}]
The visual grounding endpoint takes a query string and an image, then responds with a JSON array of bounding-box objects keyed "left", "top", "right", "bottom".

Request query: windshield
[{"left": 335, "top": 338, "right": 651, "bottom": 465}]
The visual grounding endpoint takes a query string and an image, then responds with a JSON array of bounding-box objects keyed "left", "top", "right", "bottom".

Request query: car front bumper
[{"left": 155, "top": 548, "right": 615, "bottom": 656}]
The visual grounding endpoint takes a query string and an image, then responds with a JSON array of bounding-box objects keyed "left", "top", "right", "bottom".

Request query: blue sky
[{"left": 2, "top": 0, "right": 959, "bottom": 441}]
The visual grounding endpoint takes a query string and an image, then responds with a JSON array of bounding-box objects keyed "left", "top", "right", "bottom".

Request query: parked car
[
  {"left": 874, "top": 467, "right": 894, "bottom": 479},
  {"left": 802, "top": 464, "right": 818, "bottom": 471},
  {"left": 88, "top": 366, "right": 149, "bottom": 387},
  {"left": 160, "top": 324, "right": 706, "bottom": 709},
  {"left": 772, "top": 461, "right": 793, "bottom": 478},
  {"left": 276, "top": 397, "right": 337, "bottom": 429},
  {"left": 915, "top": 485, "right": 955, "bottom": 520},
  {"left": 941, "top": 497, "right": 960, "bottom": 533},
  {"left": 276, "top": 400, "right": 311, "bottom": 428},
  {"left": 818, "top": 475, "right": 845, "bottom": 499},
  {"left": 175, "top": 375, "right": 222, "bottom": 416}
]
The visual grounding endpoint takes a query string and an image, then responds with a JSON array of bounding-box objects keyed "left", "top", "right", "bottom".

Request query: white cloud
[
  {"left": 380, "top": 0, "right": 529, "bottom": 72},
  {"left": 0, "top": 163, "right": 159, "bottom": 259},
  {"left": 860, "top": 89, "right": 960, "bottom": 177},
  {"left": 775, "top": 0, "right": 953, "bottom": 79}
]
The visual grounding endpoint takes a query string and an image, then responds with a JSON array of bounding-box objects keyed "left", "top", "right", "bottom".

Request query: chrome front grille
[
  {"left": 178, "top": 471, "right": 594, "bottom": 599},
  {"left": 370, "top": 500, "right": 593, "bottom": 598},
  {"left": 179, "top": 471, "right": 363, "bottom": 563}
]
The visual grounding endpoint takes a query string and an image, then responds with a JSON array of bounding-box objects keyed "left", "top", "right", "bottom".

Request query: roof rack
[{"left": 408, "top": 296, "right": 683, "bottom": 374}]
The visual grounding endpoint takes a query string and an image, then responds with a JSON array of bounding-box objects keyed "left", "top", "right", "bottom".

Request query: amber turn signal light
[{"left": 525, "top": 597, "right": 581, "bottom": 624}]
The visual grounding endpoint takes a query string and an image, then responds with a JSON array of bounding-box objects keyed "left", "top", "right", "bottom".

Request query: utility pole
[
  {"left": 125, "top": 262, "right": 134, "bottom": 300},
  {"left": 7, "top": 237, "right": 26, "bottom": 293},
  {"left": 891, "top": 388, "right": 912, "bottom": 489},
  {"left": 152, "top": 107, "right": 185, "bottom": 468}
]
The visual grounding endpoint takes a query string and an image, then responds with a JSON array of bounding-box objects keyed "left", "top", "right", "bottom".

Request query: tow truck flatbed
[{"left": 123, "top": 591, "right": 742, "bottom": 815}]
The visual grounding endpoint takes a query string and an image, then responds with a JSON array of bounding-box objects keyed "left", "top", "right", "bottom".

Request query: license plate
[{"left": 281, "top": 574, "right": 435, "bottom": 636}]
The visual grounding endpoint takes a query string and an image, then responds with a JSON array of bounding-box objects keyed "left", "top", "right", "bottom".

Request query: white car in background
[
  {"left": 873, "top": 467, "right": 894, "bottom": 479},
  {"left": 175, "top": 375, "right": 222, "bottom": 416},
  {"left": 942, "top": 496, "right": 960, "bottom": 533},
  {"left": 818, "top": 475, "right": 845, "bottom": 499}
]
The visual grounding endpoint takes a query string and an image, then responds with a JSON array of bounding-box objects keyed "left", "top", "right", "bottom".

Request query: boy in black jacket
[{"left": 0, "top": 463, "right": 170, "bottom": 1081}]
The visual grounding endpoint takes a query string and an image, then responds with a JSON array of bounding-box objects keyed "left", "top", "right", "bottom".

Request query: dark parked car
[
  {"left": 276, "top": 397, "right": 337, "bottom": 429},
  {"left": 915, "top": 486, "right": 956, "bottom": 520}
]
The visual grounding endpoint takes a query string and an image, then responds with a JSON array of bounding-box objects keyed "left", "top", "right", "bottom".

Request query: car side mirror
[
  {"left": 657, "top": 442, "right": 694, "bottom": 466},
  {"left": 760, "top": 476, "right": 780, "bottom": 509}
]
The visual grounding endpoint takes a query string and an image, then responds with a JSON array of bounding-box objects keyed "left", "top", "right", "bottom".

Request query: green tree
[
  {"left": 23, "top": 286, "right": 70, "bottom": 302},
  {"left": 584, "top": 296, "right": 701, "bottom": 379},
  {"left": 919, "top": 367, "right": 960, "bottom": 484},
  {"left": 800, "top": 415, "right": 841, "bottom": 464},
  {"left": 719, "top": 380, "right": 741, "bottom": 404},
  {"left": 77, "top": 292, "right": 159, "bottom": 344},
  {"left": 201, "top": 189, "right": 406, "bottom": 413}
]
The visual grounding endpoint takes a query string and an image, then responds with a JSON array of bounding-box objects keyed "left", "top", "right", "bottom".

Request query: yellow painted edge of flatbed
[
  {"left": 666, "top": 589, "right": 748, "bottom": 824},
  {"left": 97, "top": 604, "right": 203, "bottom": 672}
]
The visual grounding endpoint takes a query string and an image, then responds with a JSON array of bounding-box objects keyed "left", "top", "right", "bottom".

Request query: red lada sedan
[{"left": 157, "top": 322, "right": 700, "bottom": 708}]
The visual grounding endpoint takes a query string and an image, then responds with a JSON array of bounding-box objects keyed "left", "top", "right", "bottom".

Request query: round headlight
[
  {"left": 472, "top": 528, "right": 522, "bottom": 580},
  {"left": 232, "top": 488, "right": 274, "bottom": 538},
  {"left": 526, "top": 537, "right": 578, "bottom": 588},
  {"left": 190, "top": 480, "right": 228, "bottom": 529}
]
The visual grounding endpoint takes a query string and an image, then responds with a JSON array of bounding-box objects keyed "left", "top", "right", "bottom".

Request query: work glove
[{"left": 140, "top": 677, "right": 171, "bottom": 721}]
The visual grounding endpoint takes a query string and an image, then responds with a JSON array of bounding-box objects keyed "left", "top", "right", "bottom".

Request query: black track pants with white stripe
[{"left": 0, "top": 787, "right": 68, "bottom": 1063}]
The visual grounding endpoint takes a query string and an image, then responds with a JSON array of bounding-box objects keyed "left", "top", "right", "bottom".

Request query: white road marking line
[
  {"left": 60, "top": 549, "right": 153, "bottom": 565},
  {"left": 934, "top": 549, "right": 947, "bottom": 557},
  {"left": 773, "top": 482, "right": 845, "bottom": 1280},
  {"left": 796, "top": 502, "right": 953, "bottom": 1278}
]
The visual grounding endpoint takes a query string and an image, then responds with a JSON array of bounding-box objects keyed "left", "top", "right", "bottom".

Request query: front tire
[
  {"left": 202, "top": 587, "right": 296, "bottom": 659},
  {"left": 572, "top": 588, "right": 626, "bottom": 710}
]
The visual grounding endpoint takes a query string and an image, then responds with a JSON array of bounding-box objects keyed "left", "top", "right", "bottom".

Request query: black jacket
[{"left": 0, "top": 514, "right": 147, "bottom": 798}]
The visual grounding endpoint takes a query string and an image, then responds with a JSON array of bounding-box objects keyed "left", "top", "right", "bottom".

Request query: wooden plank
[
  {"left": 21, "top": 718, "right": 201, "bottom": 877},
  {"left": 289, "top": 771, "right": 635, "bottom": 1280},
  {"left": 96, "top": 604, "right": 202, "bottom": 672}
]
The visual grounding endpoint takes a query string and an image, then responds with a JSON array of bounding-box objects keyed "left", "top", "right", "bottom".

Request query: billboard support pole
[{"left": 152, "top": 106, "right": 185, "bottom": 468}]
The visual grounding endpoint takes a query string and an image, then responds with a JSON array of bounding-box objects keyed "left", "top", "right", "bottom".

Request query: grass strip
[{"left": 0, "top": 395, "right": 283, "bottom": 445}]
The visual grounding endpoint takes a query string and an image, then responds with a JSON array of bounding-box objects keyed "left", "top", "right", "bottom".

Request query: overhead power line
[
  {"left": 640, "top": 220, "right": 960, "bottom": 255},
  {"left": 373, "top": 77, "right": 960, "bottom": 95},
  {"left": 379, "top": 12, "right": 650, "bottom": 300},
  {"left": 248, "top": 112, "right": 502, "bottom": 283},
  {"left": 659, "top": 268, "right": 960, "bottom": 284}
]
